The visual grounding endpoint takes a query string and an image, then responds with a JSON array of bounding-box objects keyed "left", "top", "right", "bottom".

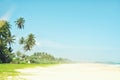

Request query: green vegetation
[
  {"left": 0, "top": 15, "right": 72, "bottom": 80},
  {"left": 0, "top": 17, "right": 26, "bottom": 63},
  {"left": 0, "top": 17, "right": 35, "bottom": 63},
  {"left": 0, "top": 64, "right": 55, "bottom": 80},
  {"left": 19, "top": 33, "right": 36, "bottom": 51},
  {"left": 0, "top": 17, "right": 71, "bottom": 64},
  {"left": 0, "top": 20, "right": 15, "bottom": 63},
  {"left": 28, "top": 52, "right": 71, "bottom": 64},
  {"left": 12, "top": 51, "right": 71, "bottom": 64}
]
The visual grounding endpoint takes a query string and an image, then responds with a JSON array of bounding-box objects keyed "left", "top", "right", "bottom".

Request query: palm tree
[
  {"left": 19, "top": 33, "right": 36, "bottom": 52},
  {"left": 0, "top": 20, "right": 11, "bottom": 38},
  {"left": 24, "top": 33, "right": 36, "bottom": 51},
  {"left": 0, "top": 20, "right": 6, "bottom": 29},
  {"left": 0, "top": 20, "right": 13, "bottom": 63},
  {"left": 15, "top": 17, "right": 25, "bottom": 29},
  {"left": 19, "top": 37, "right": 25, "bottom": 44},
  {"left": 6, "top": 35, "right": 15, "bottom": 47},
  {"left": 6, "top": 35, "right": 15, "bottom": 52},
  {"left": 0, "top": 20, "right": 11, "bottom": 48},
  {"left": 0, "top": 21, "right": 15, "bottom": 51}
]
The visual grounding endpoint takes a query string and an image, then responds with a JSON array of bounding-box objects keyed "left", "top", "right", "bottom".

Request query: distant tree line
[{"left": 12, "top": 51, "right": 71, "bottom": 64}]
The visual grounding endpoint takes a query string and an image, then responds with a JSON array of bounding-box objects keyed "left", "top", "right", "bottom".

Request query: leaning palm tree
[
  {"left": 15, "top": 17, "right": 25, "bottom": 29},
  {"left": 19, "top": 33, "right": 36, "bottom": 52},
  {"left": 19, "top": 37, "right": 25, "bottom": 44},
  {"left": 24, "top": 33, "right": 36, "bottom": 51}
]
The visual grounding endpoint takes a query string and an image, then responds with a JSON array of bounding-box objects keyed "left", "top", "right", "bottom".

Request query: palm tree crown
[
  {"left": 24, "top": 33, "right": 36, "bottom": 51},
  {"left": 6, "top": 35, "right": 15, "bottom": 47},
  {"left": 15, "top": 17, "right": 25, "bottom": 29},
  {"left": 19, "top": 33, "right": 36, "bottom": 52},
  {"left": 19, "top": 37, "right": 25, "bottom": 44}
]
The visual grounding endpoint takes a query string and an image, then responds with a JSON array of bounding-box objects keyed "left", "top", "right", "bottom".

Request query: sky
[{"left": 0, "top": 0, "right": 120, "bottom": 62}]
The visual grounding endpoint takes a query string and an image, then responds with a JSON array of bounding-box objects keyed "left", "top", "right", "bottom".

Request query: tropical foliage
[
  {"left": 12, "top": 51, "right": 71, "bottom": 64},
  {"left": 19, "top": 33, "right": 36, "bottom": 51},
  {"left": 0, "top": 20, "right": 14, "bottom": 63},
  {"left": 0, "top": 17, "right": 71, "bottom": 64},
  {"left": 0, "top": 17, "right": 25, "bottom": 63},
  {"left": 15, "top": 17, "right": 25, "bottom": 29}
]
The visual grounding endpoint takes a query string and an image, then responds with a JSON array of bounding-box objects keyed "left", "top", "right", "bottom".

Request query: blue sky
[{"left": 0, "top": 0, "right": 120, "bottom": 62}]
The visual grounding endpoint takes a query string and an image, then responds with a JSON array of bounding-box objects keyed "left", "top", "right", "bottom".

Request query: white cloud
[
  {"left": 35, "top": 39, "right": 120, "bottom": 51},
  {"left": 36, "top": 40, "right": 72, "bottom": 49},
  {"left": 36, "top": 41, "right": 41, "bottom": 46}
]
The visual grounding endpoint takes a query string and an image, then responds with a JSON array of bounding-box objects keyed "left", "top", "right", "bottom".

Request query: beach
[{"left": 15, "top": 63, "right": 120, "bottom": 80}]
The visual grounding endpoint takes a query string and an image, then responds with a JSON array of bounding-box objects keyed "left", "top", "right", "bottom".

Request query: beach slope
[{"left": 16, "top": 63, "right": 120, "bottom": 80}]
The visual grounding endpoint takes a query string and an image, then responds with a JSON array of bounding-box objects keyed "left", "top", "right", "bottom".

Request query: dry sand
[{"left": 16, "top": 63, "right": 120, "bottom": 80}]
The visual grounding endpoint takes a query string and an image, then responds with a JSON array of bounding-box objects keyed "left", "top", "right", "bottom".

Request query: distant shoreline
[{"left": 74, "top": 61, "right": 120, "bottom": 65}]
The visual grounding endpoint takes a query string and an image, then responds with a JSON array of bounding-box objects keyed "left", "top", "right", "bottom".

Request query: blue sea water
[
  {"left": 97, "top": 62, "right": 120, "bottom": 68},
  {"left": 108, "top": 64, "right": 120, "bottom": 68}
]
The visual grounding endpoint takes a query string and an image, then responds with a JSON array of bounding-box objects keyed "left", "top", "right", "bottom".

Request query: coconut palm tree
[
  {"left": 0, "top": 20, "right": 11, "bottom": 47},
  {"left": 6, "top": 35, "right": 15, "bottom": 47},
  {"left": 19, "top": 37, "right": 25, "bottom": 44},
  {"left": 24, "top": 33, "right": 36, "bottom": 51},
  {"left": 19, "top": 33, "right": 36, "bottom": 52},
  {"left": 0, "top": 21, "right": 15, "bottom": 50},
  {"left": 0, "top": 20, "right": 11, "bottom": 38},
  {"left": 15, "top": 17, "right": 25, "bottom": 29},
  {"left": 0, "top": 20, "right": 13, "bottom": 63},
  {"left": 5, "top": 35, "right": 15, "bottom": 52}
]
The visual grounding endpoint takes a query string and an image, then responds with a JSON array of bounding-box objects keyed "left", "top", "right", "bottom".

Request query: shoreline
[{"left": 15, "top": 63, "right": 120, "bottom": 80}]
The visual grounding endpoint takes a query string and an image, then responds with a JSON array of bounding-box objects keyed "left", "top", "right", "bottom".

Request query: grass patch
[{"left": 0, "top": 64, "right": 56, "bottom": 80}]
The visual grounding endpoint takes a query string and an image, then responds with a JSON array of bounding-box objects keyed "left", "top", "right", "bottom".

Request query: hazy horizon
[{"left": 0, "top": 0, "right": 120, "bottom": 62}]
